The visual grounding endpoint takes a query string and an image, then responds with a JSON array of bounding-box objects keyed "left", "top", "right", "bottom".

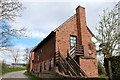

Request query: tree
[
  {"left": 98, "top": 61, "right": 106, "bottom": 75},
  {"left": 2, "top": 59, "right": 9, "bottom": 69},
  {"left": 10, "top": 49, "right": 20, "bottom": 65},
  {"left": 0, "top": 0, "right": 26, "bottom": 51},
  {"left": 96, "top": 4, "right": 120, "bottom": 79},
  {"left": 23, "top": 48, "right": 31, "bottom": 71},
  {"left": 96, "top": 5, "right": 120, "bottom": 58},
  {"left": 23, "top": 48, "right": 31, "bottom": 63}
]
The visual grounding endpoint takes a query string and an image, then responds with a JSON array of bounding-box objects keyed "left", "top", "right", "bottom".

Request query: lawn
[{"left": 2, "top": 67, "right": 26, "bottom": 75}]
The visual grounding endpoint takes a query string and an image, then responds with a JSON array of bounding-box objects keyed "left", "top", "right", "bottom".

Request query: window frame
[
  {"left": 40, "top": 63, "right": 42, "bottom": 72},
  {"left": 70, "top": 35, "right": 77, "bottom": 48},
  {"left": 44, "top": 61, "right": 46, "bottom": 70},
  {"left": 49, "top": 59, "right": 52, "bottom": 71}
]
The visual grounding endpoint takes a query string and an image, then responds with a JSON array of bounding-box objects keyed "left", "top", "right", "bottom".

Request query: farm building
[{"left": 30, "top": 5, "right": 98, "bottom": 78}]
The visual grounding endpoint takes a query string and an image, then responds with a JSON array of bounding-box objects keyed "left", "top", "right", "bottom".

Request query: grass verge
[
  {"left": 2, "top": 67, "right": 26, "bottom": 75},
  {"left": 99, "top": 74, "right": 108, "bottom": 80},
  {"left": 24, "top": 71, "right": 38, "bottom": 80}
]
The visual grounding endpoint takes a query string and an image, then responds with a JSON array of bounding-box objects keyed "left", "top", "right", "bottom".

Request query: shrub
[
  {"left": 98, "top": 61, "right": 106, "bottom": 75},
  {"left": 104, "top": 56, "right": 120, "bottom": 79},
  {"left": 26, "top": 63, "right": 30, "bottom": 72}
]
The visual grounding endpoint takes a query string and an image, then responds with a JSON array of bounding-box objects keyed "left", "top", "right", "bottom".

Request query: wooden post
[{"left": 108, "top": 60, "right": 112, "bottom": 79}]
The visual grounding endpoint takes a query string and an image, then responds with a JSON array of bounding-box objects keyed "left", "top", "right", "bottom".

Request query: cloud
[
  {"left": 25, "top": 30, "right": 47, "bottom": 39},
  {"left": 11, "top": 2, "right": 76, "bottom": 39},
  {"left": 11, "top": 1, "right": 119, "bottom": 40},
  {"left": 20, "top": 0, "right": 77, "bottom": 2},
  {"left": 19, "top": 0, "right": 119, "bottom": 3}
]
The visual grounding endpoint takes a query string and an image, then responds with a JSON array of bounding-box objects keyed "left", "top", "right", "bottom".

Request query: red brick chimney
[{"left": 76, "top": 6, "right": 86, "bottom": 45}]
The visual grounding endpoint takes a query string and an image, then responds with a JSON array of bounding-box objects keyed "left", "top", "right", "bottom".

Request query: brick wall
[
  {"left": 55, "top": 6, "right": 98, "bottom": 77},
  {"left": 35, "top": 35, "right": 55, "bottom": 62},
  {"left": 33, "top": 34, "right": 55, "bottom": 72},
  {"left": 55, "top": 6, "right": 96, "bottom": 58},
  {"left": 76, "top": 6, "right": 98, "bottom": 77},
  {"left": 76, "top": 6, "right": 96, "bottom": 57},
  {"left": 40, "top": 58, "right": 54, "bottom": 72},
  {"left": 80, "top": 58, "right": 98, "bottom": 77},
  {"left": 33, "top": 58, "right": 54, "bottom": 73},
  {"left": 55, "top": 15, "right": 77, "bottom": 58}
]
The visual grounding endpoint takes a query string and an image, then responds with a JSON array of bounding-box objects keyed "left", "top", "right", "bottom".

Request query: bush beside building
[{"left": 104, "top": 56, "right": 120, "bottom": 79}]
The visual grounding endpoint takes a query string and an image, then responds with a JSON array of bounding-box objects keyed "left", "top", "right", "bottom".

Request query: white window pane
[
  {"left": 71, "top": 43, "right": 74, "bottom": 46},
  {"left": 70, "top": 37, "right": 73, "bottom": 40}
]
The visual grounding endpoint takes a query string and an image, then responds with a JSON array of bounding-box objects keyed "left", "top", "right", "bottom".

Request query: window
[
  {"left": 49, "top": 59, "right": 52, "bottom": 71},
  {"left": 40, "top": 63, "right": 42, "bottom": 72},
  {"left": 40, "top": 49, "right": 42, "bottom": 53},
  {"left": 32, "top": 60, "right": 34, "bottom": 63},
  {"left": 70, "top": 35, "right": 77, "bottom": 48},
  {"left": 38, "top": 56, "right": 39, "bottom": 60},
  {"left": 44, "top": 62, "right": 46, "bottom": 70},
  {"left": 35, "top": 65, "right": 37, "bottom": 72}
]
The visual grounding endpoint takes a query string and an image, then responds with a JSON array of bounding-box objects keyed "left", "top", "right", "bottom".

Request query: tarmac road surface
[{"left": 2, "top": 70, "right": 29, "bottom": 79}]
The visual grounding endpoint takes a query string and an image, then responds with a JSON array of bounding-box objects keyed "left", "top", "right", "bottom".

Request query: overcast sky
[{"left": 1, "top": 0, "right": 119, "bottom": 64}]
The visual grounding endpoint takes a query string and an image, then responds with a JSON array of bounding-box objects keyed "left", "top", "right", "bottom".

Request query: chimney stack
[{"left": 76, "top": 5, "right": 86, "bottom": 45}]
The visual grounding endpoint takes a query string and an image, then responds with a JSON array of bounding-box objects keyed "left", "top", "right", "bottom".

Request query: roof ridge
[{"left": 54, "top": 14, "right": 76, "bottom": 32}]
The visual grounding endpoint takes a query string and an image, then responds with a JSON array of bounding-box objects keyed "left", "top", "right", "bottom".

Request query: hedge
[{"left": 104, "top": 55, "right": 120, "bottom": 79}]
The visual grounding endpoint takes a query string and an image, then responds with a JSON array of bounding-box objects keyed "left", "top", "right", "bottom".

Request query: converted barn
[{"left": 30, "top": 5, "right": 98, "bottom": 78}]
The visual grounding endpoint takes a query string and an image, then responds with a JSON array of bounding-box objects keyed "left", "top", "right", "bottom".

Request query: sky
[{"left": 1, "top": 0, "right": 120, "bottom": 64}]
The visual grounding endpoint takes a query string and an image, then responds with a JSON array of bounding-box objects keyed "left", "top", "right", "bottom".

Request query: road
[{"left": 2, "top": 70, "right": 29, "bottom": 79}]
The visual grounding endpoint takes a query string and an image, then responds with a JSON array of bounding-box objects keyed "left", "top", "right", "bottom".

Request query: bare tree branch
[
  {"left": 23, "top": 48, "right": 31, "bottom": 63},
  {"left": 0, "top": 0, "right": 27, "bottom": 51},
  {"left": 96, "top": 5, "right": 120, "bottom": 58}
]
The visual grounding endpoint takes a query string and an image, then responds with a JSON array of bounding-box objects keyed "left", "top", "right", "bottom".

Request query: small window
[
  {"left": 40, "top": 49, "right": 42, "bottom": 53},
  {"left": 36, "top": 65, "right": 37, "bottom": 72},
  {"left": 44, "top": 62, "right": 46, "bottom": 70},
  {"left": 40, "top": 63, "right": 42, "bottom": 72},
  {"left": 70, "top": 35, "right": 77, "bottom": 48},
  {"left": 32, "top": 60, "right": 34, "bottom": 63},
  {"left": 49, "top": 59, "right": 52, "bottom": 71},
  {"left": 38, "top": 56, "right": 39, "bottom": 60}
]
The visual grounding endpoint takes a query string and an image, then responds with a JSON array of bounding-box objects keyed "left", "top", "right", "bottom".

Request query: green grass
[
  {"left": 2, "top": 67, "right": 26, "bottom": 75},
  {"left": 24, "top": 71, "right": 39, "bottom": 80},
  {"left": 99, "top": 74, "right": 108, "bottom": 80}
]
